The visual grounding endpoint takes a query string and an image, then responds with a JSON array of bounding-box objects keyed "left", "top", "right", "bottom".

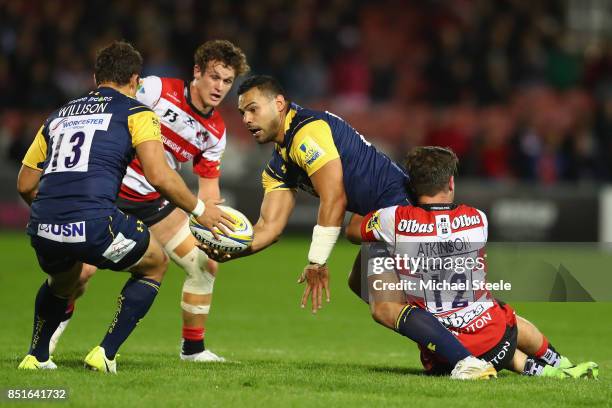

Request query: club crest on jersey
[
  {"left": 194, "top": 130, "right": 210, "bottom": 150},
  {"left": 299, "top": 137, "right": 325, "bottom": 166},
  {"left": 37, "top": 222, "right": 86, "bottom": 243},
  {"left": 366, "top": 211, "right": 381, "bottom": 233},
  {"left": 102, "top": 232, "right": 136, "bottom": 263},
  {"left": 435, "top": 214, "right": 451, "bottom": 238}
]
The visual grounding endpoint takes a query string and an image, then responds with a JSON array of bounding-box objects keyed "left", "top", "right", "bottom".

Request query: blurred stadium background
[{"left": 3, "top": 0, "right": 612, "bottom": 240}]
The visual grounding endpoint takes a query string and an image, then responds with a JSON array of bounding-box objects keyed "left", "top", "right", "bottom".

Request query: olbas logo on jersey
[
  {"left": 299, "top": 137, "right": 325, "bottom": 166},
  {"left": 452, "top": 214, "right": 481, "bottom": 229},
  {"left": 398, "top": 219, "right": 434, "bottom": 234}
]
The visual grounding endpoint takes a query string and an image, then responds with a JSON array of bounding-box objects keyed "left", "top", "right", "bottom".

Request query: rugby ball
[{"left": 189, "top": 205, "right": 254, "bottom": 253}]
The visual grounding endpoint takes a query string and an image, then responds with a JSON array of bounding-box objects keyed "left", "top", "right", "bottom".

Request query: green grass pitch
[{"left": 0, "top": 232, "right": 610, "bottom": 407}]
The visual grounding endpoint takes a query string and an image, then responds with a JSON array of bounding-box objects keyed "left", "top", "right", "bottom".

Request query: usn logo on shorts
[{"left": 37, "top": 222, "right": 86, "bottom": 243}]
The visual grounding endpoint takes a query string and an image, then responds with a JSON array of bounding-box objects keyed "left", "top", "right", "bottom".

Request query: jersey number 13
[{"left": 44, "top": 114, "right": 112, "bottom": 174}]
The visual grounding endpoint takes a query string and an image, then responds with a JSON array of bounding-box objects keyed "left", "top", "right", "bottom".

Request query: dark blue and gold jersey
[
  {"left": 23, "top": 87, "right": 161, "bottom": 223},
  {"left": 262, "top": 103, "right": 411, "bottom": 215}
]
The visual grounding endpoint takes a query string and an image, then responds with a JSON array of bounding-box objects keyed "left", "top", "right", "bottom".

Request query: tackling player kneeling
[{"left": 348, "top": 146, "right": 598, "bottom": 379}]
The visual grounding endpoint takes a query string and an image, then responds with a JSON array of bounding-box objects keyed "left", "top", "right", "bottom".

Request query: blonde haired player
[{"left": 49, "top": 40, "right": 249, "bottom": 362}]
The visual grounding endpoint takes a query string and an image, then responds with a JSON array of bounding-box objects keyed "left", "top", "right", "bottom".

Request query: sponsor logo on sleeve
[
  {"left": 298, "top": 137, "right": 325, "bottom": 167},
  {"left": 366, "top": 211, "right": 381, "bottom": 233}
]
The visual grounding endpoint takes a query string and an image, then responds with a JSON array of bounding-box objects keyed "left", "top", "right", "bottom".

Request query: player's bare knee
[
  {"left": 164, "top": 223, "right": 215, "bottom": 296},
  {"left": 48, "top": 262, "right": 83, "bottom": 298},
  {"left": 151, "top": 251, "right": 169, "bottom": 281},
  {"left": 179, "top": 248, "right": 214, "bottom": 296},
  {"left": 76, "top": 264, "right": 96, "bottom": 290},
  {"left": 73, "top": 271, "right": 91, "bottom": 300},
  {"left": 178, "top": 250, "right": 214, "bottom": 315},
  {"left": 131, "top": 243, "right": 168, "bottom": 281},
  {"left": 81, "top": 264, "right": 97, "bottom": 280},
  {"left": 48, "top": 280, "right": 78, "bottom": 299},
  {"left": 371, "top": 302, "right": 401, "bottom": 329}
]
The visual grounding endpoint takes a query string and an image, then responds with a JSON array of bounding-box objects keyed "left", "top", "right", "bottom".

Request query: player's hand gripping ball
[{"left": 190, "top": 205, "right": 254, "bottom": 253}]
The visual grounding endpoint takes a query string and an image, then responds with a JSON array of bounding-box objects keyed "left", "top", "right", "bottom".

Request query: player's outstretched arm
[
  {"left": 136, "top": 140, "right": 234, "bottom": 237},
  {"left": 199, "top": 188, "right": 296, "bottom": 262},
  {"left": 198, "top": 177, "right": 221, "bottom": 201},
  {"left": 310, "top": 158, "right": 347, "bottom": 229},
  {"left": 298, "top": 158, "right": 347, "bottom": 313},
  {"left": 16, "top": 165, "right": 42, "bottom": 206},
  {"left": 250, "top": 189, "right": 296, "bottom": 252}
]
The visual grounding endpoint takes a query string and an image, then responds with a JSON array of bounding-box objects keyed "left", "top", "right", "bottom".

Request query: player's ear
[
  {"left": 448, "top": 176, "right": 455, "bottom": 193},
  {"left": 193, "top": 64, "right": 202, "bottom": 79},
  {"left": 129, "top": 74, "right": 139, "bottom": 91},
  {"left": 275, "top": 95, "right": 286, "bottom": 113}
]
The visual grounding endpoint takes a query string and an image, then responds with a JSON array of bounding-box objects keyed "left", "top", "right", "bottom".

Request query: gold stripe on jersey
[
  {"left": 283, "top": 107, "right": 298, "bottom": 133},
  {"left": 22, "top": 125, "right": 47, "bottom": 171},
  {"left": 288, "top": 120, "right": 339, "bottom": 176},
  {"left": 128, "top": 110, "right": 162, "bottom": 147},
  {"left": 262, "top": 167, "right": 294, "bottom": 193}
]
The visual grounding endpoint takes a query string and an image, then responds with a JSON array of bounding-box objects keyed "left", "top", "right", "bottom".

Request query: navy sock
[
  {"left": 100, "top": 278, "right": 160, "bottom": 359},
  {"left": 395, "top": 305, "right": 471, "bottom": 366},
  {"left": 182, "top": 339, "right": 205, "bottom": 355},
  {"left": 29, "top": 281, "right": 69, "bottom": 361}
]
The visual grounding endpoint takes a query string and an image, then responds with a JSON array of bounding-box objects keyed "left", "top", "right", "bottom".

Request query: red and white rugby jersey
[
  {"left": 361, "top": 203, "right": 510, "bottom": 355},
  {"left": 119, "top": 76, "right": 226, "bottom": 201}
]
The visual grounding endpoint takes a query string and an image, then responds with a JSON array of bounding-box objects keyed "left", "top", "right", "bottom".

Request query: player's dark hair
[
  {"left": 194, "top": 40, "right": 250, "bottom": 77},
  {"left": 237, "top": 75, "right": 288, "bottom": 100},
  {"left": 404, "top": 146, "right": 458, "bottom": 197},
  {"left": 94, "top": 41, "right": 142, "bottom": 86}
]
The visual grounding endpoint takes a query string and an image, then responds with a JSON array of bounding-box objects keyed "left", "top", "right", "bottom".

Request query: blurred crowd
[{"left": 2, "top": 0, "right": 612, "bottom": 184}]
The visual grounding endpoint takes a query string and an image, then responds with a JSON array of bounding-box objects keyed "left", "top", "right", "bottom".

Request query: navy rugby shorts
[
  {"left": 116, "top": 196, "right": 176, "bottom": 227},
  {"left": 27, "top": 208, "right": 150, "bottom": 275}
]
